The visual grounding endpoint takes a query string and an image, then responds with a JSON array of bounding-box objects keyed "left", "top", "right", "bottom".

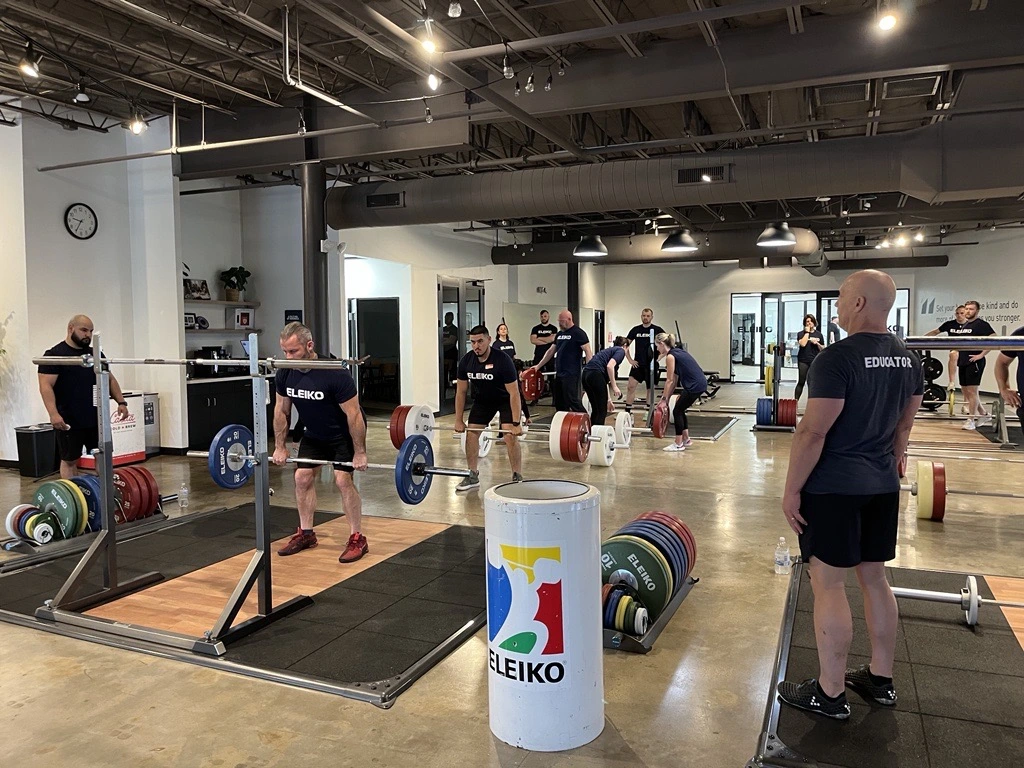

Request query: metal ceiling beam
[
  {"left": 391, "top": 0, "right": 502, "bottom": 76},
  {"left": 190, "top": 0, "right": 388, "bottom": 93},
  {"left": 585, "top": 0, "right": 643, "bottom": 58},
  {"left": 3, "top": 2, "right": 280, "bottom": 107},
  {"left": 328, "top": 0, "right": 593, "bottom": 162},
  {"left": 0, "top": 92, "right": 111, "bottom": 131},
  {"left": 687, "top": 0, "right": 718, "bottom": 47},
  {"left": 487, "top": 0, "right": 566, "bottom": 64},
  {"left": 441, "top": 0, "right": 800, "bottom": 61},
  {"left": 0, "top": 83, "right": 123, "bottom": 123}
]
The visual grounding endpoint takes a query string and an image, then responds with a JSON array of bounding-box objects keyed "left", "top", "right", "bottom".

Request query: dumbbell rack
[
  {"left": 603, "top": 576, "right": 699, "bottom": 654},
  {"left": 33, "top": 333, "right": 311, "bottom": 657},
  {"left": 753, "top": 345, "right": 795, "bottom": 433}
]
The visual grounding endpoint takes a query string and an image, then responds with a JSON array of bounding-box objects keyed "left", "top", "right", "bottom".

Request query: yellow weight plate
[
  {"left": 948, "top": 388, "right": 955, "bottom": 417},
  {"left": 615, "top": 594, "right": 630, "bottom": 632},
  {"left": 58, "top": 479, "right": 88, "bottom": 536}
]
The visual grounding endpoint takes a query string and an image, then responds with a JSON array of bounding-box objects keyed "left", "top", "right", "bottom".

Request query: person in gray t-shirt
[{"left": 777, "top": 270, "right": 924, "bottom": 722}]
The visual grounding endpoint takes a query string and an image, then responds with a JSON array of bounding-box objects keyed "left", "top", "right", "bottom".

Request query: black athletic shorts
[
  {"left": 469, "top": 397, "right": 514, "bottom": 427},
  {"left": 297, "top": 434, "right": 355, "bottom": 473},
  {"left": 629, "top": 362, "right": 661, "bottom": 387},
  {"left": 797, "top": 491, "right": 899, "bottom": 568},
  {"left": 958, "top": 358, "right": 986, "bottom": 387},
  {"left": 56, "top": 426, "right": 98, "bottom": 463}
]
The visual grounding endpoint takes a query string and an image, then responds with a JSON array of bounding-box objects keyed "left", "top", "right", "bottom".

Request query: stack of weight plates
[
  {"left": 755, "top": 397, "right": 773, "bottom": 426},
  {"left": 601, "top": 582, "right": 650, "bottom": 637},
  {"left": 600, "top": 511, "right": 698, "bottom": 626},
  {"left": 776, "top": 398, "right": 798, "bottom": 427},
  {"left": 4, "top": 468, "right": 162, "bottom": 546}
]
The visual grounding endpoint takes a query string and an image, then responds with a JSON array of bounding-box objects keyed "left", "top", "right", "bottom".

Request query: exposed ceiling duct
[{"left": 326, "top": 114, "right": 1024, "bottom": 229}]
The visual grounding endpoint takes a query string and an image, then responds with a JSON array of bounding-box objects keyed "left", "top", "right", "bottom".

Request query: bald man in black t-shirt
[{"left": 272, "top": 322, "right": 369, "bottom": 564}]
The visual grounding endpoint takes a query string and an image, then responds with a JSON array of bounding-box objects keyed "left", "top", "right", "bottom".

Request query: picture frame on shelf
[
  {"left": 234, "top": 308, "right": 254, "bottom": 329},
  {"left": 183, "top": 279, "right": 212, "bottom": 300},
  {"left": 183, "top": 312, "right": 197, "bottom": 329}
]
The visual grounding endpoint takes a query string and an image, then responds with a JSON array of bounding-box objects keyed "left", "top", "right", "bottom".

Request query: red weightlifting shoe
[
  {"left": 339, "top": 532, "right": 368, "bottom": 563},
  {"left": 278, "top": 528, "right": 317, "bottom": 556}
]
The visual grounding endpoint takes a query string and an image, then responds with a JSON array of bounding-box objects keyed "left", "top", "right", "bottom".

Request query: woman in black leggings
[
  {"left": 656, "top": 333, "right": 707, "bottom": 452},
  {"left": 581, "top": 336, "right": 629, "bottom": 427},
  {"left": 795, "top": 314, "right": 824, "bottom": 400}
]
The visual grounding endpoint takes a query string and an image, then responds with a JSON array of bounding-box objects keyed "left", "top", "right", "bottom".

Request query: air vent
[
  {"left": 676, "top": 165, "right": 727, "bottom": 185},
  {"left": 366, "top": 192, "right": 404, "bottom": 209},
  {"left": 815, "top": 82, "right": 869, "bottom": 106},
  {"left": 882, "top": 75, "right": 940, "bottom": 100}
]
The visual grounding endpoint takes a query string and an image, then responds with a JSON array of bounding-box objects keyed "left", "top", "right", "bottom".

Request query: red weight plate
[
  {"left": 122, "top": 467, "right": 152, "bottom": 519},
  {"left": 112, "top": 469, "right": 144, "bottom": 522},
  {"left": 557, "top": 412, "right": 574, "bottom": 463},
  {"left": 677, "top": 520, "right": 697, "bottom": 570},
  {"left": 388, "top": 405, "right": 412, "bottom": 450},
  {"left": 14, "top": 506, "right": 36, "bottom": 540},
  {"left": 601, "top": 583, "right": 613, "bottom": 605},
  {"left": 522, "top": 368, "right": 541, "bottom": 401},
  {"left": 932, "top": 462, "right": 947, "bottom": 522},
  {"left": 652, "top": 402, "right": 669, "bottom": 439},
  {"left": 576, "top": 413, "right": 592, "bottom": 464},
  {"left": 637, "top": 512, "right": 693, "bottom": 576},
  {"left": 134, "top": 466, "right": 160, "bottom": 516}
]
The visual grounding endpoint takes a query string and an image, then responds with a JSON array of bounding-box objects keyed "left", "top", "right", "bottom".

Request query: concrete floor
[{"left": 2, "top": 382, "right": 1023, "bottom": 768}]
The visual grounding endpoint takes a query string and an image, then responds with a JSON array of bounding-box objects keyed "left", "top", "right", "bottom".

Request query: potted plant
[{"left": 219, "top": 266, "right": 251, "bottom": 302}]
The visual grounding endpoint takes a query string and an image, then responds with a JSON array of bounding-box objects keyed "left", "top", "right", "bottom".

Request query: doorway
[
  {"left": 437, "top": 277, "right": 486, "bottom": 416},
  {"left": 348, "top": 297, "right": 401, "bottom": 415}
]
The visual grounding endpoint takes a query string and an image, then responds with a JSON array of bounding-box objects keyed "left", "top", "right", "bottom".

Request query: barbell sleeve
[{"left": 900, "top": 482, "right": 1024, "bottom": 501}]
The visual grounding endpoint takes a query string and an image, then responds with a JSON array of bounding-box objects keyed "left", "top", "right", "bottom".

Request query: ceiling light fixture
[
  {"left": 661, "top": 230, "right": 699, "bottom": 253},
  {"left": 427, "top": 72, "right": 441, "bottom": 91},
  {"left": 502, "top": 45, "right": 514, "bottom": 79},
  {"left": 128, "top": 111, "right": 148, "bottom": 135},
  {"left": 914, "top": 232, "right": 925, "bottom": 242},
  {"left": 422, "top": 37, "right": 436, "bottom": 53},
  {"left": 895, "top": 234, "right": 907, "bottom": 247},
  {"left": 18, "top": 43, "right": 41, "bottom": 78},
  {"left": 756, "top": 222, "right": 797, "bottom": 248},
  {"left": 514, "top": 80, "right": 521, "bottom": 97},
  {"left": 573, "top": 235, "right": 608, "bottom": 258},
  {"left": 879, "top": 11, "right": 897, "bottom": 30},
  {"left": 525, "top": 73, "right": 535, "bottom": 93},
  {"left": 545, "top": 73, "right": 553, "bottom": 92},
  {"left": 881, "top": 238, "right": 891, "bottom": 248},
  {"left": 72, "top": 84, "right": 91, "bottom": 104},
  {"left": 557, "top": 60, "right": 566, "bottom": 76},
  {"left": 448, "top": 2, "right": 462, "bottom": 18},
  {"left": 701, "top": 173, "right": 712, "bottom": 183},
  {"left": 424, "top": 101, "right": 433, "bottom": 124}
]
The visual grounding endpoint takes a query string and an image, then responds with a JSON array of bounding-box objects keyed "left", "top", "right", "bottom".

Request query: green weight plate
[
  {"left": 33, "top": 481, "right": 78, "bottom": 538},
  {"left": 625, "top": 599, "right": 638, "bottom": 636},
  {"left": 601, "top": 534, "right": 673, "bottom": 618}
]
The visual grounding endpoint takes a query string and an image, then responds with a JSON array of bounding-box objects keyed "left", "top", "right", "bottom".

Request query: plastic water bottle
[
  {"left": 774, "top": 537, "right": 791, "bottom": 575},
  {"left": 178, "top": 482, "right": 190, "bottom": 511}
]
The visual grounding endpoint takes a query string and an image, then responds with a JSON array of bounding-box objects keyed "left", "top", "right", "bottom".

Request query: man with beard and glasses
[
  {"left": 37, "top": 315, "right": 130, "bottom": 479},
  {"left": 454, "top": 325, "right": 523, "bottom": 491}
]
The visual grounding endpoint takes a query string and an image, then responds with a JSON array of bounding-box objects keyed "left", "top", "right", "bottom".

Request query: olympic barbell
[
  {"left": 902, "top": 460, "right": 1024, "bottom": 522},
  {"left": 892, "top": 575, "right": 1024, "bottom": 627},
  {"left": 186, "top": 425, "right": 468, "bottom": 505}
]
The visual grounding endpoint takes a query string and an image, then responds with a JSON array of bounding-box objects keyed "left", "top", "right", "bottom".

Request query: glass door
[
  {"left": 439, "top": 278, "right": 461, "bottom": 416},
  {"left": 818, "top": 292, "right": 841, "bottom": 345},
  {"left": 762, "top": 294, "right": 780, "bottom": 382},
  {"left": 730, "top": 294, "right": 762, "bottom": 382}
]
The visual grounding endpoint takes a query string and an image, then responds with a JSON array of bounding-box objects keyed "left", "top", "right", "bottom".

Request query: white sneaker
[
  {"left": 962, "top": 420, "right": 976, "bottom": 431},
  {"left": 681, "top": 439, "right": 694, "bottom": 447},
  {"left": 663, "top": 442, "right": 686, "bottom": 452},
  {"left": 976, "top": 416, "right": 993, "bottom": 427}
]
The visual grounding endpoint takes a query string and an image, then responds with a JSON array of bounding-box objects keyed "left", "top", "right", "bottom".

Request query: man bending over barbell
[{"left": 272, "top": 322, "right": 369, "bottom": 563}]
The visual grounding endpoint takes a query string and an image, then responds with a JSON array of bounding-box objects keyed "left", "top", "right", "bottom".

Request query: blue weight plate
[
  {"left": 395, "top": 435, "right": 433, "bottom": 505},
  {"left": 209, "top": 425, "right": 255, "bottom": 490},
  {"left": 635, "top": 518, "right": 690, "bottom": 584},
  {"left": 755, "top": 397, "right": 771, "bottom": 426},
  {"left": 619, "top": 521, "right": 686, "bottom": 592},
  {"left": 69, "top": 477, "right": 101, "bottom": 533},
  {"left": 605, "top": 585, "right": 628, "bottom": 628}
]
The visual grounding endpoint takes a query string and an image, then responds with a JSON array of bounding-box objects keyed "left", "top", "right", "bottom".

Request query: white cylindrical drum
[{"left": 484, "top": 480, "right": 604, "bottom": 752}]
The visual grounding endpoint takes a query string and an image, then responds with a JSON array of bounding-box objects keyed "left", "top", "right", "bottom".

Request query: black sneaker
[
  {"left": 456, "top": 471, "right": 480, "bottom": 493},
  {"left": 777, "top": 679, "right": 851, "bottom": 720},
  {"left": 845, "top": 665, "right": 897, "bottom": 706},
  {"left": 512, "top": 472, "right": 523, "bottom": 482}
]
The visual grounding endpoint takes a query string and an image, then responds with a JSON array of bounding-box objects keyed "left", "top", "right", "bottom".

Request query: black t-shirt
[
  {"left": 458, "top": 348, "right": 518, "bottom": 400},
  {"left": 37, "top": 341, "right": 102, "bottom": 429},
  {"left": 492, "top": 339, "right": 516, "bottom": 359},
  {"left": 797, "top": 330, "right": 825, "bottom": 365},
  {"left": 1001, "top": 326, "right": 1024, "bottom": 399},
  {"left": 804, "top": 333, "right": 924, "bottom": 495},
  {"left": 827, "top": 322, "right": 841, "bottom": 344},
  {"left": 627, "top": 324, "right": 665, "bottom": 365},
  {"left": 275, "top": 367, "right": 358, "bottom": 441},
  {"left": 530, "top": 323, "right": 558, "bottom": 362},
  {"left": 584, "top": 346, "right": 625, "bottom": 381},
  {"left": 942, "top": 318, "right": 996, "bottom": 367},
  {"left": 553, "top": 325, "right": 590, "bottom": 378}
]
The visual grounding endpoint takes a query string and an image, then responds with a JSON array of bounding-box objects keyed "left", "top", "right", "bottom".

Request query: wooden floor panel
[
  {"left": 984, "top": 575, "right": 1024, "bottom": 651},
  {"left": 910, "top": 418, "right": 994, "bottom": 446},
  {"left": 86, "top": 515, "right": 449, "bottom": 637}
]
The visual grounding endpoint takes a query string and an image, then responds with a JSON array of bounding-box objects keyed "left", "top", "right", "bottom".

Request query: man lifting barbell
[
  {"left": 778, "top": 269, "right": 923, "bottom": 720},
  {"left": 454, "top": 325, "right": 523, "bottom": 492},
  {"left": 271, "top": 322, "right": 369, "bottom": 563}
]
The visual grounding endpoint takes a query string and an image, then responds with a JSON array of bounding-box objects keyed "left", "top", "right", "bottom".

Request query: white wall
[
  {"left": 580, "top": 262, "right": 606, "bottom": 311},
  {"left": 22, "top": 119, "right": 136, "bottom": 392},
  {"left": 517, "top": 264, "right": 567, "bottom": 305},
  {"left": 0, "top": 120, "right": 33, "bottom": 461}
]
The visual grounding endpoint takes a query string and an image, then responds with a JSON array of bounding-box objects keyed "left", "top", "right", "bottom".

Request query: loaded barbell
[
  {"left": 455, "top": 411, "right": 604, "bottom": 464},
  {"left": 902, "top": 460, "right": 1024, "bottom": 522},
  {"left": 187, "top": 425, "right": 470, "bottom": 505},
  {"left": 892, "top": 575, "right": 1024, "bottom": 627}
]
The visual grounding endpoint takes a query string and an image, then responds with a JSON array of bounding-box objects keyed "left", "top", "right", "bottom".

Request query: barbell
[
  {"left": 892, "top": 575, "right": 1024, "bottom": 627},
  {"left": 903, "top": 460, "right": 1024, "bottom": 522},
  {"left": 186, "top": 426, "right": 469, "bottom": 505}
]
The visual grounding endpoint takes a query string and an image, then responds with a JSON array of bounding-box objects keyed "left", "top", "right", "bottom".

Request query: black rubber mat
[
  {"left": 0, "top": 504, "right": 340, "bottom": 615},
  {"left": 766, "top": 566, "right": 1024, "bottom": 768},
  {"left": 977, "top": 421, "right": 1022, "bottom": 447}
]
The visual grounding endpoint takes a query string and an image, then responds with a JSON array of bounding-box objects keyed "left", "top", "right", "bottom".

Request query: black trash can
[{"left": 15, "top": 424, "right": 60, "bottom": 478}]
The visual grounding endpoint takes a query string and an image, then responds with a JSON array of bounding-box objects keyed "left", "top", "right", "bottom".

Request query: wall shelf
[
  {"left": 184, "top": 299, "right": 261, "bottom": 308},
  {"left": 185, "top": 328, "right": 262, "bottom": 334}
]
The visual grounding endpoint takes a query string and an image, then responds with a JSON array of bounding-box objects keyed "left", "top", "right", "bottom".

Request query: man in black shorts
[
  {"left": 995, "top": 326, "right": 1024, "bottom": 427},
  {"left": 272, "top": 322, "right": 369, "bottom": 563},
  {"left": 778, "top": 270, "right": 923, "bottom": 720},
  {"left": 925, "top": 300, "right": 994, "bottom": 429},
  {"left": 37, "top": 314, "right": 130, "bottom": 479},
  {"left": 529, "top": 310, "right": 558, "bottom": 402},
  {"left": 527, "top": 310, "right": 593, "bottom": 412},
  {"left": 625, "top": 308, "right": 665, "bottom": 411},
  {"left": 454, "top": 325, "right": 523, "bottom": 491}
]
